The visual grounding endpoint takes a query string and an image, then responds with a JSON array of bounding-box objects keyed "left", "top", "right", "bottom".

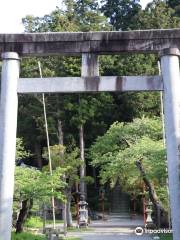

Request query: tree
[
  {"left": 137, "top": 0, "right": 180, "bottom": 29},
  {"left": 21, "top": 0, "right": 112, "bottom": 199},
  {"left": 100, "top": 0, "right": 180, "bottom": 124},
  {"left": 43, "top": 144, "right": 81, "bottom": 227},
  {"left": 100, "top": 53, "right": 161, "bottom": 121},
  {"left": 16, "top": 138, "right": 30, "bottom": 162},
  {"left": 65, "top": 92, "right": 113, "bottom": 196},
  {"left": 74, "top": 0, "right": 110, "bottom": 31},
  {"left": 90, "top": 117, "right": 169, "bottom": 225},
  {"left": 14, "top": 138, "right": 65, "bottom": 233},
  {"left": 19, "top": 0, "right": 179, "bottom": 221},
  {"left": 166, "top": 0, "right": 180, "bottom": 17},
  {"left": 22, "top": 0, "right": 110, "bottom": 33},
  {"left": 14, "top": 166, "right": 65, "bottom": 232},
  {"left": 101, "top": 0, "right": 141, "bottom": 30}
]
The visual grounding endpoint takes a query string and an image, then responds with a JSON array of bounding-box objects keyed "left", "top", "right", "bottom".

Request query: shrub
[{"left": 24, "top": 216, "right": 43, "bottom": 228}]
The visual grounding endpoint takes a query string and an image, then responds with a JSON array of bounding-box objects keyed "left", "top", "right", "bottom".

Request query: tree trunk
[
  {"left": 79, "top": 124, "right": 86, "bottom": 197},
  {"left": 92, "top": 167, "right": 97, "bottom": 189},
  {"left": 34, "top": 141, "right": 42, "bottom": 169},
  {"left": 16, "top": 198, "right": 33, "bottom": 233},
  {"left": 135, "top": 159, "right": 168, "bottom": 227},
  {"left": 66, "top": 187, "right": 73, "bottom": 227},
  {"left": 58, "top": 120, "right": 64, "bottom": 146},
  {"left": 58, "top": 120, "right": 67, "bottom": 234}
]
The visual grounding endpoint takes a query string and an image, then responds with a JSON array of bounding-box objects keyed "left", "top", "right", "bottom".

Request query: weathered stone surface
[
  {"left": 0, "top": 29, "right": 179, "bottom": 57},
  {"left": 17, "top": 76, "right": 163, "bottom": 93}
]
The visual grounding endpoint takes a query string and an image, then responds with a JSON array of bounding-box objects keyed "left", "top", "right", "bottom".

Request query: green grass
[
  {"left": 24, "top": 216, "right": 64, "bottom": 228},
  {"left": 67, "top": 226, "right": 94, "bottom": 232},
  {"left": 11, "top": 232, "right": 46, "bottom": 240},
  {"left": 159, "top": 233, "right": 173, "bottom": 240},
  {"left": 46, "top": 219, "right": 64, "bottom": 224},
  {"left": 66, "top": 238, "right": 81, "bottom": 240}
]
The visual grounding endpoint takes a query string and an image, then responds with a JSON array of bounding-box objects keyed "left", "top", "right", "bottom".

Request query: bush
[{"left": 24, "top": 216, "right": 43, "bottom": 228}]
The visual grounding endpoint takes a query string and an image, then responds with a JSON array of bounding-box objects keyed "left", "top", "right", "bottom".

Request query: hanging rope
[{"left": 38, "top": 61, "right": 56, "bottom": 229}]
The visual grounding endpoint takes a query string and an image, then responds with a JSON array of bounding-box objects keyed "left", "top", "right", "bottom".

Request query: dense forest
[{"left": 8, "top": 0, "right": 180, "bottom": 232}]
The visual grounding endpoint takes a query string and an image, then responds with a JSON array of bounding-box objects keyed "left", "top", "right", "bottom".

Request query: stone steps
[{"left": 110, "top": 184, "right": 130, "bottom": 216}]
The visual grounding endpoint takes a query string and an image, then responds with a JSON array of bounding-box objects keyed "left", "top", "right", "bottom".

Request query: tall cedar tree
[
  {"left": 101, "top": 0, "right": 141, "bottom": 30},
  {"left": 166, "top": 0, "right": 180, "bottom": 17}
]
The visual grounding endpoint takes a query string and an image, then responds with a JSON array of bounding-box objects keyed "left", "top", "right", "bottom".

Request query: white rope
[{"left": 38, "top": 61, "right": 56, "bottom": 229}]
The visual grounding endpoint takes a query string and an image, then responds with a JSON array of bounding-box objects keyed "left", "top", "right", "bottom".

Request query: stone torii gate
[{"left": 0, "top": 29, "right": 180, "bottom": 240}]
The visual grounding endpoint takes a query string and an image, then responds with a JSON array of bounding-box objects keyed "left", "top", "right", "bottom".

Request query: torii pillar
[
  {"left": 0, "top": 52, "right": 20, "bottom": 240},
  {"left": 79, "top": 53, "right": 99, "bottom": 196},
  {"left": 161, "top": 48, "right": 180, "bottom": 240}
]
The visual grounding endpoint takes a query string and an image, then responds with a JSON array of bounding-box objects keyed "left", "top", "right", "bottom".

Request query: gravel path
[
  {"left": 80, "top": 233, "right": 153, "bottom": 240},
  {"left": 67, "top": 215, "right": 154, "bottom": 240}
]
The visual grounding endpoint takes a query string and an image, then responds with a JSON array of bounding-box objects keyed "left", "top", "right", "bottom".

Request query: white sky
[{"left": 0, "top": 0, "right": 152, "bottom": 33}]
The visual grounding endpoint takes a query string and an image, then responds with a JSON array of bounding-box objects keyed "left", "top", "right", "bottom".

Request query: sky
[{"left": 0, "top": 0, "right": 152, "bottom": 33}]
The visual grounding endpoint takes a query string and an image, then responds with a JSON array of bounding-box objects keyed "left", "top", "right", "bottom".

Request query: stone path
[
  {"left": 66, "top": 215, "right": 154, "bottom": 240},
  {"left": 68, "top": 230, "right": 153, "bottom": 240},
  {"left": 68, "top": 229, "right": 153, "bottom": 240}
]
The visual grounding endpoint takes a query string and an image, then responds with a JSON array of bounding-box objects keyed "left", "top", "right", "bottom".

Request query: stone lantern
[
  {"left": 145, "top": 200, "right": 154, "bottom": 228},
  {"left": 78, "top": 195, "right": 88, "bottom": 227}
]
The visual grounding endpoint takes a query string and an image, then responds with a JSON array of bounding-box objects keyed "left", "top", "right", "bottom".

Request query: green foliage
[
  {"left": 137, "top": 0, "right": 180, "bottom": 29},
  {"left": 24, "top": 216, "right": 43, "bottom": 228},
  {"left": 74, "top": 0, "right": 110, "bottom": 31},
  {"left": 69, "top": 93, "right": 114, "bottom": 126},
  {"left": 19, "top": 0, "right": 179, "bottom": 214},
  {"left": 91, "top": 117, "right": 163, "bottom": 163},
  {"left": 20, "top": 0, "right": 175, "bottom": 168},
  {"left": 13, "top": 165, "right": 65, "bottom": 231},
  {"left": 23, "top": 216, "right": 64, "bottom": 228},
  {"left": 100, "top": 54, "right": 158, "bottom": 76},
  {"left": 14, "top": 166, "right": 65, "bottom": 202},
  {"left": 90, "top": 117, "right": 168, "bottom": 209},
  {"left": 167, "top": 0, "right": 180, "bottom": 17},
  {"left": 43, "top": 144, "right": 81, "bottom": 187},
  {"left": 19, "top": 2, "right": 113, "bottom": 159},
  {"left": 101, "top": 0, "right": 141, "bottom": 30},
  {"left": 22, "top": 0, "right": 109, "bottom": 33},
  {"left": 16, "top": 138, "right": 30, "bottom": 161},
  {"left": 100, "top": 53, "right": 161, "bottom": 121}
]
